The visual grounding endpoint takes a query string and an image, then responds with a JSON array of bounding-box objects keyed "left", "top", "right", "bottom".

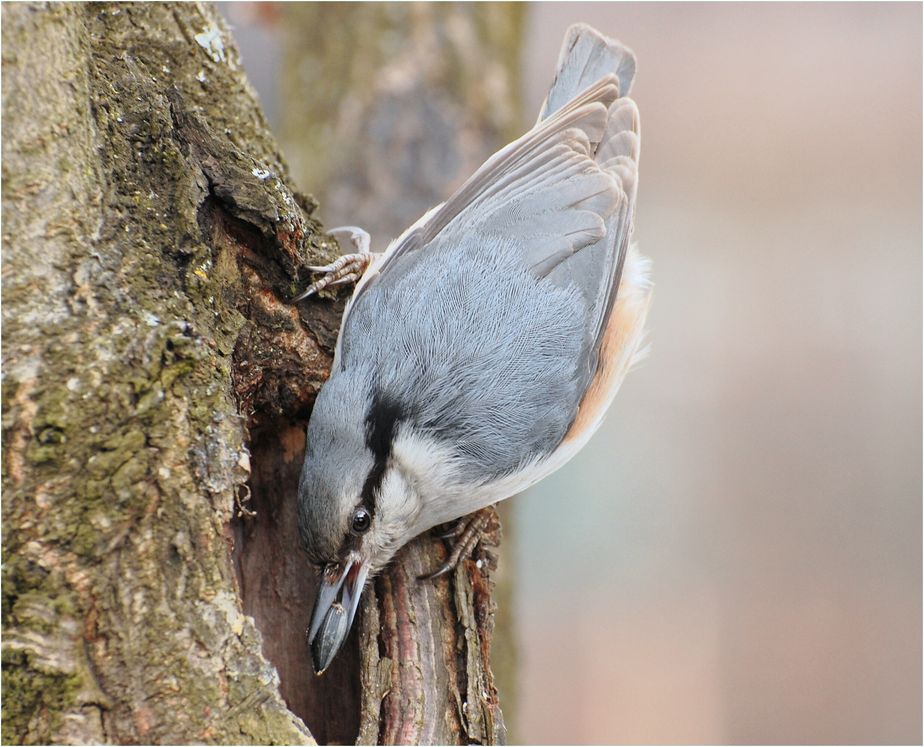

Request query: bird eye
[{"left": 351, "top": 507, "right": 371, "bottom": 535}]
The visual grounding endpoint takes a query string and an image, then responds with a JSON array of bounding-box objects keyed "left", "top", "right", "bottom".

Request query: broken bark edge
[{"left": 357, "top": 511, "right": 506, "bottom": 745}]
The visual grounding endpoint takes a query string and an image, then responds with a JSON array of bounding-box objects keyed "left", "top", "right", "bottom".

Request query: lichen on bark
[{"left": 2, "top": 3, "right": 326, "bottom": 743}]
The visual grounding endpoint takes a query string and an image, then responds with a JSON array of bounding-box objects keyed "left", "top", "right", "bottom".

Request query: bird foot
[
  {"left": 291, "top": 226, "right": 374, "bottom": 301},
  {"left": 418, "top": 506, "right": 500, "bottom": 580}
]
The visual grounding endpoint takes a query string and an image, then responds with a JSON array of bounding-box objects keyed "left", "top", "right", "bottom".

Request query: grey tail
[{"left": 539, "top": 23, "right": 637, "bottom": 121}]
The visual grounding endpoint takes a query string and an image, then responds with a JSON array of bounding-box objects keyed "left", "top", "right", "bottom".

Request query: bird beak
[{"left": 307, "top": 553, "right": 370, "bottom": 674}]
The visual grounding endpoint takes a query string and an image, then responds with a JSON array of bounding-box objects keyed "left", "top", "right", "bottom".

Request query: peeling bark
[{"left": 355, "top": 512, "right": 506, "bottom": 745}]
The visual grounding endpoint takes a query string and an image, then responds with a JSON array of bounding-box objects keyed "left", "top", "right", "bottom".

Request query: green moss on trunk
[{"left": 2, "top": 3, "right": 331, "bottom": 743}]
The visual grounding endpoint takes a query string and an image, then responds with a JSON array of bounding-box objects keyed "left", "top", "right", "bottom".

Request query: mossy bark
[{"left": 1, "top": 3, "right": 328, "bottom": 743}]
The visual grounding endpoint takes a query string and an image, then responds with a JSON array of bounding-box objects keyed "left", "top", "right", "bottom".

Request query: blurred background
[{"left": 221, "top": 3, "right": 921, "bottom": 743}]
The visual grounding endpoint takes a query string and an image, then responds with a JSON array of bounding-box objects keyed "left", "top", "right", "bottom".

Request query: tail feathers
[
  {"left": 598, "top": 97, "right": 641, "bottom": 209},
  {"left": 599, "top": 98, "right": 640, "bottom": 164},
  {"left": 540, "top": 23, "right": 637, "bottom": 122}
]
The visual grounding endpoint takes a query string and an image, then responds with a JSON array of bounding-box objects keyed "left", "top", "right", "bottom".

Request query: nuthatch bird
[{"left": 296, "top": 23, "right": 652, "bottom": 674}]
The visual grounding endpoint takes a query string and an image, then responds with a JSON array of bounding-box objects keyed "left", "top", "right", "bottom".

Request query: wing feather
[
  {"left": 342, "top": 75, "right": 624, "bottom": 318},
  {"left": 338, "top": 25, "right": 644, "bottom": 464}
]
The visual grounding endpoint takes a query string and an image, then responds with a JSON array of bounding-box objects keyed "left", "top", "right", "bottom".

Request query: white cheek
[
  {"left": 368, "top": 431, "right": 461, "bottom": 550},
  {"left": 391, "top": 428, "right": 462, "bottom": 496},
  {"left": 389, "top": 428, "right": 477, "bottom": 534},
  {"left": 377, "top": 468, "right": 418, "bottom": 525}
]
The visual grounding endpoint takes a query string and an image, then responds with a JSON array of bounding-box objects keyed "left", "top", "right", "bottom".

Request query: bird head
[{"left": 297, "top": 368, "right": 437, "bottom": 673}]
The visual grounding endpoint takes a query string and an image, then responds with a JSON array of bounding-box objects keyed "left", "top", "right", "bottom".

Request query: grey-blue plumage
[
  {"left": 298, "top": 23, "right": 650, "bottom": 674},
  {"left": 342, "top": 232, "right": 588, "bottom": 476}
]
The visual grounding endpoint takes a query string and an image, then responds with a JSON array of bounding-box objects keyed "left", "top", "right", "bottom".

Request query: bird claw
[
  {"left": 418, "top": 507, "right": 497, "bottom": 581},
  {"left": 291, "top": 226, "right": 373, "bottom": 302},
  {"left": 327, "top": 272, "right": 361, "bottom": 287},
  {"left": 432, "top": 521, "right": 466, "bottom": 540}
]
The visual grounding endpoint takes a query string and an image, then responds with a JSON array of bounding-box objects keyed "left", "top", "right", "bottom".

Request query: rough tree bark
[
  {"left": 1, "top": 2, "right": 516, "bottom": 745},
  {"left": 2, "top": 3, "right": 320, "bottom": 743}
]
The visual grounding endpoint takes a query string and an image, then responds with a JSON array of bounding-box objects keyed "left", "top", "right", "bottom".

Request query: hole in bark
[
  {"left": 231, "top": 418, "right": 361, "bottom": 744},
  {"left": 201, "top": 192, "right": 363, "bottom": 741}
]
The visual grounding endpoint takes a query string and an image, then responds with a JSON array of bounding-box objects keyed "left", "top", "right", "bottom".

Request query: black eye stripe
[
  {"left": 361, "top": 393, "right": 404, "bottom": 515},
  {"left": 365, "top": 394, "right": 402, "bottom": 460},
  {"left": 359, "top": 458, "right": 387, "bottom": 513}
]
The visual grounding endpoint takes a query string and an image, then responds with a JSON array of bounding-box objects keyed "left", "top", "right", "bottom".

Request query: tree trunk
[
  {"left": 1, "top": 2, "right": 322, "bottom": 742},
  {"left": 1, "top": 2, "right": 518, "bottom": 744}
]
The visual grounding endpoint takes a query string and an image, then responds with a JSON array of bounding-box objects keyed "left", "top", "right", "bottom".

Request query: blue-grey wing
[
  {"left": 337, "top": 27, "right": 640, "bottom": 479},
  {"left": 340, "top": 233, "right": 588, "bottom": 478}
]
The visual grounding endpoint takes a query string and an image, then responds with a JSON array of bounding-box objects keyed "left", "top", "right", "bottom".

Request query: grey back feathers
[
  {"left": 299, "top": 24, "right": 641, "bottom": 552},
  {"left": 340, "top": 235, "right": 587, "bottom": 480}
]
